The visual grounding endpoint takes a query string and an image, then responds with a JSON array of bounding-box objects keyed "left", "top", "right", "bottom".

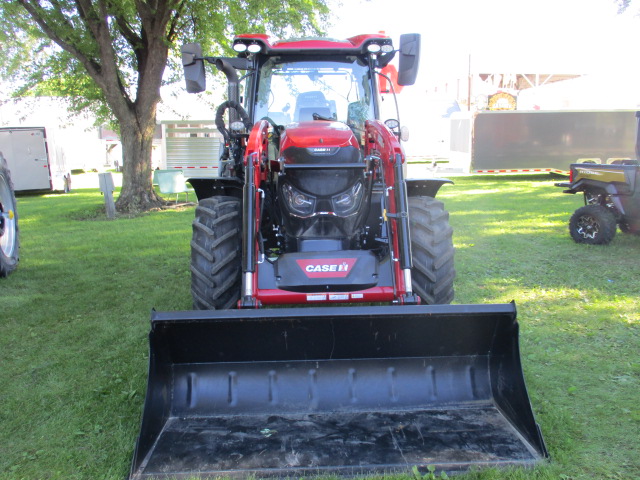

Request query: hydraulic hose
[{"left": 214, "top": 100, "right": 252, "bottom": 141}]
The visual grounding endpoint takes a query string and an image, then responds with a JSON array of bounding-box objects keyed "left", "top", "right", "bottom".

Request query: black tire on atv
[
  {"left": 0, "top": 154, "right": 19, "bottom": 277},
  {"left": 409, "top": 196, "right": 455, "bottom": 304},
  {"left": 190, "top": 196, "right": 242, "bottom": 310},
  {"left": 618, "top": 221, "right": 640, "bottom": 235},
  {"left": 569, "top": 204, "right": 617, "bottom": 245}
]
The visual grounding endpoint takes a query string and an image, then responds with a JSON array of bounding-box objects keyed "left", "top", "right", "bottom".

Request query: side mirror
[
  {"left": 397, "top": 34, "right": 420, "bottom": 86},
  {"left": 181, "top": 43, "right": 206, "bottom": 93},
  {"left": 400, "top": 125, "right": 410, "bottom": 142}
]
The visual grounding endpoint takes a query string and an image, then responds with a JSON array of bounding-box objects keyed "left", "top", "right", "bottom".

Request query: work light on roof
[
  {"left": 381, "top": 44, "right": 394, "bottom": 53},
  {"left": 247, "top": 43, "right": 262, "bottom": 53},
  {"left": 233, "top": 43, "right": 247, "bottom": 53},
  {"left": 366, "top": 43, "right": 381, "bottom": 53}
]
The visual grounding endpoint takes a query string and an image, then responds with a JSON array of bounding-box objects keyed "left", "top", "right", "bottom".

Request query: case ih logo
[{"left": 296, "top": 258, "right": 357, "bottom": 278}]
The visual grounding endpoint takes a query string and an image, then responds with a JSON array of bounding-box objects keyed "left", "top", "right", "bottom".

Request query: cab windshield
[{"left": 253, "top": 56, "right": 375, "bottom": 127}]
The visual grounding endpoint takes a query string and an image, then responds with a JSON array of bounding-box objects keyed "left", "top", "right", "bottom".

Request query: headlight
[
  {"left": 332, "top": 182, "right": 363, "bottom": 216},
  {"left": 283, "top": 183, "right": 315, "bottom": 217},
  {"left": 230, "top": 121, "right": 246, "bottom": 132},
  {"left": 367, "top": 43, "right": 382, "bottom": 53}
]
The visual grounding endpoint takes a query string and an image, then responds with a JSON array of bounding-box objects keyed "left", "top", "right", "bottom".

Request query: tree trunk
[{"left": 115, "top": 111, "right": 164, "bottom": 213}]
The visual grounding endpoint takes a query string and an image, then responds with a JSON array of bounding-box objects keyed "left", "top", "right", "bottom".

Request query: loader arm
[
  {"left": 241, "top": 120, "right": 270, "bottom": 307},
  {"left": 365, "top": 119, "right": 418, "bottom": 303}
]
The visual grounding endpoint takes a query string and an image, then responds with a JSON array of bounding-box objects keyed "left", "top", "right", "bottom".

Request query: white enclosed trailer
[
  {"left": 0, "top": 127, "right": 71, "bottom": 192},
  {"left": 159, "top": 121, "right": 222, "bottom": 178}
]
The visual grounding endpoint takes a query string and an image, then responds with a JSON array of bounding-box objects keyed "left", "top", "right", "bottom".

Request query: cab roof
[{"left": 233, "top": 33, "right": 394, "bottom": 55}]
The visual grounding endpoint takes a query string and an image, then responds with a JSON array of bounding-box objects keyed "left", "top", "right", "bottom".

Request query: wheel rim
[
  {"left": 575, "top": 214, "right": 600, "bottom": 240},
  {"left": 0, "top": 174, "right": 17, "bottom": 258}
]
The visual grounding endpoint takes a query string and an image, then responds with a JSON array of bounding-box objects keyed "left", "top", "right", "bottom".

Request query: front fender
[
  {"left": 406, "top": 178, "right": 454, "bottom": 198},
  {"left": 565, "top": 178, "right": 632, "bottom": 217},
  {"left": 188, "top": 177, "right": 243, "bottom": 201}
]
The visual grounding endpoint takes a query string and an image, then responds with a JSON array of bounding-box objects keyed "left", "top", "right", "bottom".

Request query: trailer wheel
[
  {"left": 190, "top": 196, "right": 242, "bottom": 309},
  {"left": 409, "top": 196, "right": 455, "bottom": 304},
  {"left": 569, "top": 204, "right": 617, "bottom": 245},
  {"left": 0, "top": 154, "right": 19, "bottom": 277}
]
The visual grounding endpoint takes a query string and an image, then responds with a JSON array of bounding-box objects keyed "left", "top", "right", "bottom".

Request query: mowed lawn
[{"left": 1, "top": 174, "right": 638, "bottom": 480}]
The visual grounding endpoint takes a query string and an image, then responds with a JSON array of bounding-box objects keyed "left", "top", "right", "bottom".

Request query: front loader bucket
[{"left": 129, "top": 303, "right": 547, "bottom": 479}]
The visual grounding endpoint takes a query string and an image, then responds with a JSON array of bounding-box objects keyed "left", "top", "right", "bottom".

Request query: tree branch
[
  {"left": 133, "top": 0, "right": 153, "bottom": 26},
  {"left": 167, "top": 0, "right": 186, "bottom": 42},
  {"left": 115, "top": 16, "right": 142, "bottom": 49},
  {"left": 74, "top": 0, "right": 101, "bottom": 39},
  {"left": 17, "top": 0, "right": 102, "bottom": 80},
  {"left": 73, "top": 0, "right": 134, "bottom": 112},
  {"left": 48, "top": 0, "right": 80, "bottom": 37}
]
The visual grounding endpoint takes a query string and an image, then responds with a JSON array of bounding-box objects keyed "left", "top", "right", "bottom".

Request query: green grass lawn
[{"left": 1, "top": 175, "right": 638, "bottom": 480}]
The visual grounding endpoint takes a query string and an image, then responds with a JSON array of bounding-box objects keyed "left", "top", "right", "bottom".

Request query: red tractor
[
  {"left": 129, "top": 33, "right": 547, "bottom": 479},
  {"left": 184, "top": 33, "right": 454, "bottom": 309}
]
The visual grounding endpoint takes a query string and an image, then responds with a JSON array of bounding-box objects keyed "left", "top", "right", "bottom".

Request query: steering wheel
[{"left": 215, "top": 100, "right": 252, "bottom": 140}]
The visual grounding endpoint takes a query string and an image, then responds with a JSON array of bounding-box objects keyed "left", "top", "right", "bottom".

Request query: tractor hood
[
  {"left": 280, "top": 121, "right": 360, "bottom": 165},
  {"left": 276, "top": 121, "right": 370, "bottom": 245}
]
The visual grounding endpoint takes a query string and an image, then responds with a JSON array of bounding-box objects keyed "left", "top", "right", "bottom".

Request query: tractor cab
[{"left": 182, "top": 34, "right": 419, "bottom": 168}]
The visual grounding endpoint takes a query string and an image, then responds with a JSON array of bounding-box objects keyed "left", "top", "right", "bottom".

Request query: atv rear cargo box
[{"left": 129, "top": 303, "right": 547, "bottom": 479}]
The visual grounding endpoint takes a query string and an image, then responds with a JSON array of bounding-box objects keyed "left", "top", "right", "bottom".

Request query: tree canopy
[{"left": 0, "top": 0, "right": 329, "bottom": 211}]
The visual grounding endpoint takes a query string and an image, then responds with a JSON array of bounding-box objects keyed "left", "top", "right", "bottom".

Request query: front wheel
[
  {"left": 569, "top": 204, "right": 617, "bottom": 245},
  {"left": 0, "top": 154, "right": 19, "bottom": 277},
  {"left": 190, "top": 196, "right": 242, "bottom": 309},
  {"left": 409, "top": 196, "right": 455, "bottom": 304}
]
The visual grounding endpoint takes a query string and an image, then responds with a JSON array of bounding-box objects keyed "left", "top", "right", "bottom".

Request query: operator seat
[{"left": 294, "top": 91, "right": 331, "bottom": 122}]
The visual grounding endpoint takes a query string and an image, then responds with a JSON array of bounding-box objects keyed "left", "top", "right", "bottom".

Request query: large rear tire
[
  {"left": 409, "top": 196, "right": 455, "bottom": 304},
  {"left": 190, "top": 196, "right": 242, "bottom": 309},
  {"left": 569, "top": 204, "right": 617, "bottom": 245},
  {"left": 0, "top": 154, "right": 19, "bottom": 277}
]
